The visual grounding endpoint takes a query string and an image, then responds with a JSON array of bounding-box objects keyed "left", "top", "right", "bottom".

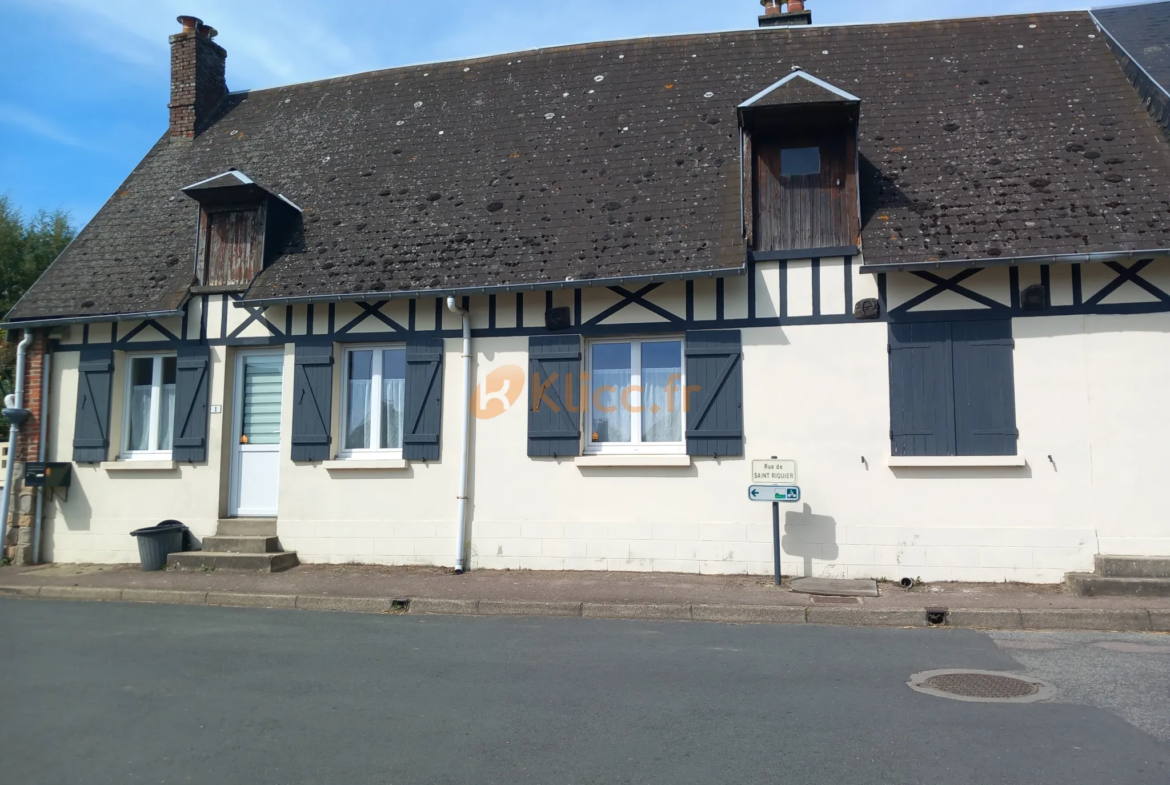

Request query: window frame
[
  {"left": 338, "top": 344, "right": 408, "bottom": 460},
  {"left": 120, "top": 351, "right": 177, "bottom": 460},
  {"left": 584, "top": 335, "right": 686, "bottom": 456}
]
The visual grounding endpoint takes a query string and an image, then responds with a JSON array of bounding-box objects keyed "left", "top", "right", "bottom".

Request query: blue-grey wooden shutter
[
  {"left": 952, "top": 320, "right": 1018, "bottom": 456},
  {"left": 404, "top": 337, "right": 443, "bottom": 461},
  {"left": 685, "top": 330, "right": 744, "bottom": 457},
  {"left": 73, "top": 346, "right": 114, "bottom": 463},
  {"left": 172, "top": 345, "right": 211, "bottom": 462},
  {"left": 888, "top": 322, "right": 955, "bottom": 456},
  {"left": 291, "top": 344, "right": 334, "bottom": 462},
  {"left": 528, "top": 335, "right": 582, "bottom": 457}
]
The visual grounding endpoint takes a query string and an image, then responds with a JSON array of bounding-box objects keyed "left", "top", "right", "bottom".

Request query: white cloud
[{"left": 0, "top": 103, "right": 92, "bottom": 148}]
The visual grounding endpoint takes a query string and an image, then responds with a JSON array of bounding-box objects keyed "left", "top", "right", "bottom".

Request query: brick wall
[
  {"left": 3, "top": 329, "right": 48, "bottom": 563},
  {"left": 168, "top": 30, "right": 228, "bottom": 138}
]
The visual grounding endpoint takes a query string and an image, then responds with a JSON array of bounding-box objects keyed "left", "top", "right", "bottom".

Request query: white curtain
[
  {"left": 642, "top": 368, "right": 682, "bottom": 443},
  {"left": 158, "top": 383, "right": 176, "bottom": 451},
  {"left": 591, "top": 369, "right": 631, "bottom": 443},
  {"left": 382, "top": 378, "right": 405, "bottom": 449},
  {"left": 128, "top": 385, "right": 152, "bottom": 452},
  {"left": 346, "top": 378, "right": 372, "bottom": 450}
]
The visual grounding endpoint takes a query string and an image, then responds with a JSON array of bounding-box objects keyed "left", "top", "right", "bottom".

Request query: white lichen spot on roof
[
  {"left": 822, "top": 50, "right": 829, "bottom": 55},
  {"left": 704, "top": 92, "right": 714, "bottom": 98},
  {"left": 414, "top": 101, "right": 424, "bottom": 108},
  {"left": 619, "top": 55, "right": 625, "bottom": 59},
  {"left": 439, "top": 130, "right": 444, "bottom": 135},
  {"left": 396, "top": 120, "right": 405, "bottom": 126},
  {"left": 1017, "top": 44, "right": 1025, "bottom": 49},
  {"left": 588, "top": 89, "right": 595, "bottom": 94},
  {"left": 594, "top": 75, "right": 605, "bottom": 82},
  {"left": 563, "top": 92, "right": 570, "bottom": 98},
  {"left": 545, "top": 113, "right": 556, "bottom": 120},
  {"left": 463, "top": 67, "right": 470, "bottom": 72}
]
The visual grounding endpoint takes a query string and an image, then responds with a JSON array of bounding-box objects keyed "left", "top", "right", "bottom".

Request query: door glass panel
[{"left": 242, "top": 356, "right": 283, "bottom": 445}]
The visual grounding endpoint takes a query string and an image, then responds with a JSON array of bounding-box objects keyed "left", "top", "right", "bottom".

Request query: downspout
[
  {"left": 32, "top": 351, "right": 50, "bottom": 565},
  {"left": 445, "top": 296, "right": 472, "bottom": 574},
  {"left": 0, "top": 331, "right": 34, "bottom": 560}
]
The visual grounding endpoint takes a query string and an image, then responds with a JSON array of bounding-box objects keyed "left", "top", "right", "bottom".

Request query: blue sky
[{"left": 0, "top": 0, "right": 1139, "bottom": 227}]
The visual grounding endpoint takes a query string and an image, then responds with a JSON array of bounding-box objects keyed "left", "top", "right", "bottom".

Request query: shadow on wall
[
  {"left": 782, "top": 503, "right": 839, "bottom": 578},
  {"left": 57, "top": 468, "right": 94, "bottom": 532}
]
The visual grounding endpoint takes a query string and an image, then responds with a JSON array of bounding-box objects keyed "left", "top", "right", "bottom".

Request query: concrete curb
[{"left": 3, "top": 585, "right": 1168, "bottom": 631}]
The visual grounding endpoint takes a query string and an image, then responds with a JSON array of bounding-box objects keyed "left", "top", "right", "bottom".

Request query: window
[
  {"left": 122, "top": 354, "right": 177, "bottom": 458},
  {"left": 201, "top": 208, "right": 262, "bottom": 287},
  {"left": 781, "top": 146, "right": 821, "bottom": 176},
  {"left": 888, "top": 320, "right": 1018, "bottom": 457},
  {"left": 587, "top": 338, "right": 685, "bottom": 454},
  {"left": 341, "top": 346, "right": 407, "bottom": 456}
]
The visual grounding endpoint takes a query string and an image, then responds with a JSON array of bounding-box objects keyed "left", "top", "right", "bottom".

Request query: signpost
[{"left": 750, "top": 460, "right": 803, "bottom": 587}]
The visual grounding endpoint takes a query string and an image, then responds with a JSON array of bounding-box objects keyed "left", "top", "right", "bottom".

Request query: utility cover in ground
[{"left": 791, "top": 577, "right": 880, "bottom": 597}]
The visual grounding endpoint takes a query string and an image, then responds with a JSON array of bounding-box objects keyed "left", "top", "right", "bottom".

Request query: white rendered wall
[{"left": 37, "top": 290, "right": 1170, "bottom": 580}]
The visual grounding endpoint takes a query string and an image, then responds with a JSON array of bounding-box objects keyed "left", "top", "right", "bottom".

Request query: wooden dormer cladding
[
  {"left": 739, "top": 71, "right": 861, "bottom": 257},
  {"left": 182, "top": 170, "right": 302, "bottom": 290},
  {"left": 200, "top": 204, "right": 265, "bottom": 287}
]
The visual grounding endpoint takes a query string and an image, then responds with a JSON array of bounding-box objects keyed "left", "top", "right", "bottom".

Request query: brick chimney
[
  {"left": 760, "top": 0, "right": 813, "bottom": 27},
  {"left": 169, "top": 15, "right": 228, "bottom": 138}
]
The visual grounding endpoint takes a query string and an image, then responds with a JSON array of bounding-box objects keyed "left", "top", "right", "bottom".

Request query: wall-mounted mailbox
[{"left": 24, "top": 462, "right": 73, "bottom": 489}]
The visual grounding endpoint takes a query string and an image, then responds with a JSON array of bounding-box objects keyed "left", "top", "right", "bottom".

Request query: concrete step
[
  {"left": 1095, "top": 555, "right": 1170, "bottom": 579},
  {"left": 202, "top": 535, "right": 281, "bottom": 554},
  {"left": 167, "top": 551, "right": 298, "bottom": 573},
  {"left": 1067, "top": 573, "right": 1170, "bottom": 597},
  {"left": 216, "top": 518, "right": 278, "bottom": 537}
]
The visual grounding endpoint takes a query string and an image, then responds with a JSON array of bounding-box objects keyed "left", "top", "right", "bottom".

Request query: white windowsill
[
  {"left": 575, "top": 455, "right": 692, "bottom": 468},
  {"left": 888, "top": 456, "right": 1027, "bottom": 468},
  {"left": 323, "top": 459, "right": 409, "bottom": 471},
  {"left": 101, "top": 461, "right": 178, "bottom": 471}
]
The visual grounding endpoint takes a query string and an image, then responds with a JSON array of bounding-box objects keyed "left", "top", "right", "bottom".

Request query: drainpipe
[
  {"left": 0, "top": 331, "right": 34, "bottom": 560},
  {"left": 32, "top": 351, "right": 50, "bottom": 565},
  {"left": 445, "top": 296, "right": 472, "bottom": 574}
]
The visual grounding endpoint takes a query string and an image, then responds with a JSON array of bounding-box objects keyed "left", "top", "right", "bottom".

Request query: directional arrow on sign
[{"left": 748, "top": 485, "right": 801, "bottom": 503}]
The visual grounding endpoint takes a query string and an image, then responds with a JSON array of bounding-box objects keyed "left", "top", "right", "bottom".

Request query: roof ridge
[{"left": 228, "top": 10, "right": 1093, "bottom": 98}]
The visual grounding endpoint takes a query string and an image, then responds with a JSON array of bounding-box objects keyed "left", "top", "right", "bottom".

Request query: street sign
[
  {"left": 752, "top": 459, "right": 797, "bottom": 484},
  {"left": 749, "top": 485, "right": 801, "bottom": 503}
]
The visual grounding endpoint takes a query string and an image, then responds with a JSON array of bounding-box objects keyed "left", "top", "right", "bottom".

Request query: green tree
[{"left": 0, "top": 195, "right": 76, "bottom": 403}]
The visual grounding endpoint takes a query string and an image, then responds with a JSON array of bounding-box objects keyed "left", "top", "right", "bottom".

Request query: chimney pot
[
  {"left": 197, "top": 24, "right": 218, "bottom": 39},
  {"left": 177, "top": 15, "right": 202, "bottom": 33},
  {"left": 758, "top": 0, "right": 812, "bottom": 27}
]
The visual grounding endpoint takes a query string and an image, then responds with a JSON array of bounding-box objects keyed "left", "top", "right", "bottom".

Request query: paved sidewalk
[{"left": 2, "top": 563, "right": 1168, "bottom": 631}]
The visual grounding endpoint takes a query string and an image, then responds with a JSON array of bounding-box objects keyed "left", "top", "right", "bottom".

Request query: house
[{"left": 3, "top": 2, "right": 1170, "bottom": 583}]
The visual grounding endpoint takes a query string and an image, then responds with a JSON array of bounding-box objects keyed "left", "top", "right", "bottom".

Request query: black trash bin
[{"left": 130, "top": 521, "right": 187, "bottom": 571}]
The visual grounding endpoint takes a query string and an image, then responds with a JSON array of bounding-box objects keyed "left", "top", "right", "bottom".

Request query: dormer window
[
  {"left": 739, "top": 70, "right": 862, "bottom": 256},
  {"left": 202, "top": 206, "right": 264, "bottom": 287},
  {"left": 182, "top": 169, "right": 302, "bottom": 290}
]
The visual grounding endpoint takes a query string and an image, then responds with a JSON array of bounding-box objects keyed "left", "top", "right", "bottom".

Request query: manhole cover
[{"left": 909, "top": 670, "right": 1056, "bottom": 703}]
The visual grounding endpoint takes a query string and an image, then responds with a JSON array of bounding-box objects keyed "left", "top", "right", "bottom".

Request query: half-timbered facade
[{"left": 4, "top": 4, "right": 1170, "bottom": 581}]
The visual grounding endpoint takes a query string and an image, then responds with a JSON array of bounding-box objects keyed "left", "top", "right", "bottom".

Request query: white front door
[{"left": 229, "top": 350, "right": 284, "bottom": 517}]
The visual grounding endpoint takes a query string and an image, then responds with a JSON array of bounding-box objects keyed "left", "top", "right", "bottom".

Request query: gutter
[
  {"left": 236, "top": 266, "right": 746, "bottom": 310},
  {"left": 858, "top": 248, "right": 1170, "bottom": 275},
  {"left": 0, "top": 304, "right": 188, "bottom": 332}
]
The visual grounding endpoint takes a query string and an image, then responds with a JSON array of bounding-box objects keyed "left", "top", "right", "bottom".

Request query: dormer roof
[{"left": 739, "top": 70, "right": 860, "bottom": 110}]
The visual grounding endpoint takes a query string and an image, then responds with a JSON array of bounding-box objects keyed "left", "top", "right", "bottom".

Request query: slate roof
[
  {"left": 8, "top": 11, "right": 1170, "bottom": 322},
  {"left": 1093, "top": 2, "right": 1170, "bottom": 95}
]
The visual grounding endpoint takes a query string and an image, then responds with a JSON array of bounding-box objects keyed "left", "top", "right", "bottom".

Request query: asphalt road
[{"left": 0, "top": 599, "right": 1167, "bottom": 785}]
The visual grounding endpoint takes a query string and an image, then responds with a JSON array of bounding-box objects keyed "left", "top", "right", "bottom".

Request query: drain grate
[
  {"left": 909, "top": 669, "right": 1056, "bottom": 703},
  {"left": 924, "top": 673, "right": 1039, "bottom": 699}
]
